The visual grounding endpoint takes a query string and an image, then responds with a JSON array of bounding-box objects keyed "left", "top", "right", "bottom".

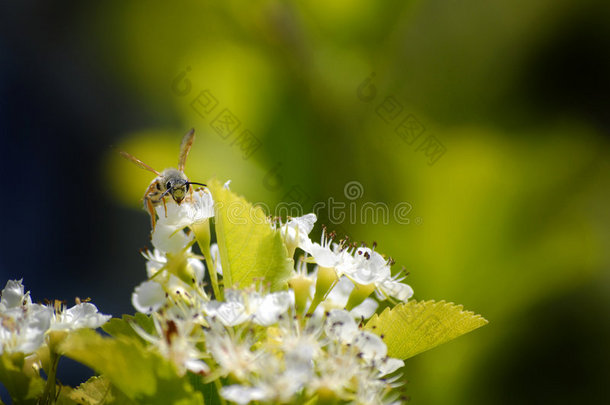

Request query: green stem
[
  {"left": 214, "top": 379, "right": 227, "bottom": 405},
  {"left": 40, "top": 350, "right": 60, "bottom": 405},
  {"left": 306, "top": 267, "right": 338, "bottom": 316},
  {"left": 202, "top": 243, "right": 222, "bottom": 301},
  {"left": 191, "top": 219, "right": 223, "bottom": 300}
]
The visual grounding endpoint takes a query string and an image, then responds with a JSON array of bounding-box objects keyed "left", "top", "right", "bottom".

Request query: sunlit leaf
[
  {"left": 67, "top": 376, "right": 111, "bottom": 405},
  {"left": 365, "top": 300, "right": 488, "bottom": 360},
  {"left": 102, "top": 313, "right": 154, "bottom": 344},
  {"left": 208, "top": 179, "right": 293, "bottom": 290}
]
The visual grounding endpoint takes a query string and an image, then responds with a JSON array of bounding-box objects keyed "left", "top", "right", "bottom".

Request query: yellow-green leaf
[
  {"left": 208, "top": 179, "right": 293, "bottom": 290},
  {"left": 67, "top": 376, "right": 112, "bottom": 405},
  {"left": 364, "top": 300, "right": 488, "bottom": 360},
  {"left": 102, "top": 313, "right": 154, "bottom": 344},
  {"left": 0, "top": 352, "right": 45, "bottom": 404},
  {"left": 59, "top": 329, "right": 203, "bottom": 405}
]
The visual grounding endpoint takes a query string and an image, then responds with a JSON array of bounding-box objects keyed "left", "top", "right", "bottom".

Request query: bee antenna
[{"left": 187, "top": 182, "right": 207, "bottom": 187}]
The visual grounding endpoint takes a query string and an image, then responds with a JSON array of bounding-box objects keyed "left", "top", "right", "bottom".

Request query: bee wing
[
  {"left": 120, "top": 151, "right": 161, "bottom": 176},
  {"left": 178, "top": 128, "right": 195, "bottom": 172}
]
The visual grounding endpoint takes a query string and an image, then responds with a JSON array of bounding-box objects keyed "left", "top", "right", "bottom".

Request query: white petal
[
  {"left": 352, "top": 331, "right": 387, "bottom": 363},
  {"left": 187, "top": 189, "right": 215, "bottom": 224},
  {"left": 380, "top": 280, "right": 414, "bottom": 301},
  {"left": 323, "top": 276, "right": 353, "bottom": 309},
  {"left": 52, "top": 303, "right": 111, "bottom": 330},
  {"left": 325, "top": 309, "right": 358, "bottom": 342},
  {"left": 210, "top": 243, "right": 223, "bottom": 275},
  {"left": 0, "top": 279, "right": 27, "bottom": 309},
  {"left": 28, "top": 304, "right": 53, "bottom": 332},
  {"left": 187, "top": 258, "right": 205, "bottom": 283},
  {"left": 344, "top": 248, "right": 391, "bottom": 285},
  {"left": 379, "top": 357, "right": 404, "bottom": 376},
  {"left": 349, "top": 298, "right": 378, "bottom": 319},
  {"left": 184, "top": 358, "right": 210, "bottom": 375},
  {"left": 253, "top": 291, "right": 294, "bottom": 326},
  {"left": 203, "top": 300, "right": 249, "bottom": 326},
  {"left": 151, "top": 224, "right": 193, "bottom": 254},
  {"left": 132, "top": 281, "right": 166, "bottom": 314},
  {"left": 287, "top": 213, "right": 316, "bottom": 235},
  {"left": 309, "top": 243, "right": 340, "bottom": 268},
  {"left": 221, "top": 385, "right": 268, "bottom": 404}
]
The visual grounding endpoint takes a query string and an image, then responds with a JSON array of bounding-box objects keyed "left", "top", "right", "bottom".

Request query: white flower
[
  {"left": 278, "top": 213, "right": 317, "bottom": 253},
  {"left": 142, "top": 248, "right": 205, "bottom": 283},
  {"left": 151, "top": 223, "right": 193, "bottom": 254},
  {"left": 132, "top": 315, "right": 209, "bottom": 376},
  {"left": 323, "top": 276, "right": 379, "bottom": 319},
  {"left": 325, "top": 309, "right": 404, "bottom": 376},
  {"left": 306, "top": 230, "right": 350, "bottom": 269},
  {"left": 202, "top": 290, "right": 250, "bottom": 326},
  {"left": 325, "top": 309, "right": 359, "bottom": 342},
  {"left": 132, "top": 280, "right": 166, "bottom": 314},
  {"left": 154, "top": 188, "right": 215, "bottom": 229},
  {"left": 50, "top": 302, "right": 111, "bottom": 331},
  {"left": 252, "top": 290, "right": 294, "bottom": 326},
  {"left": 220, "top": 355, "right": 308, "bottom": 404},
  {"left": 339, "top": 247, "right": 414, "bottom": 302},
  {"left": 0, "top": 279, "right": 31, "bottom": 311},
  {"left": 204, "top": 322, "right": 258, "bottom": 380},
  {"left": 221, "top": 385, "right": 267, "bottom": 405},
  {"left": 202, "top": 289, "right": 294, "bottom": 327},
  {"left": 0, "top": 280, "right": 51, "bottom": 354},
  {"left": 151, "top": 189, "right": 214, "bottom": 254},
  {"left": 339, "top": 247, "right": 390, "bottom": 285},
  {"left": 377, "top": 278, "right": 414, "bottom": 301}
]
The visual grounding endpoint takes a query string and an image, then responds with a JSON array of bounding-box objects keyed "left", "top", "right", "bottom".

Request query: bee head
[
  {"left": 169, "top": 181, "right": 188, "bottom": 203},
  {"left": 160, "top": 169, "right": 190, "bottom": 204},
  {"left": 159, "top": 168, "right": 207, "bottom": 205}
]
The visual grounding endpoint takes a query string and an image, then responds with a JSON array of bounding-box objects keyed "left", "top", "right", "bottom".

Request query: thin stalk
[{"left": 39, "top": 350, "right": 60, "bottom": 405}]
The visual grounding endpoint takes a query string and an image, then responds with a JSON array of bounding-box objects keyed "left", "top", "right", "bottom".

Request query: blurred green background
[{"left": 1, "top": 0, "right": 609, "bottom": 403}]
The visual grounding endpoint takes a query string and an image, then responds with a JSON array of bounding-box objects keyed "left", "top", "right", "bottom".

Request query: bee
[{"left": 120, "top": 128, "right": 206, "bottom": 229}]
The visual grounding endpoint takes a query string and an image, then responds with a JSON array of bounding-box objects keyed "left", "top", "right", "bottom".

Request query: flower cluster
[
  {"left": 0, "top": 280, "right": 110, "bottom": 356},
  {"left": 129, "top": 181, "right": 413, "bottom": 404}
]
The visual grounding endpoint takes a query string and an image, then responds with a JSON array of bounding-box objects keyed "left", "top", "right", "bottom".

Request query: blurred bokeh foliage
[
  {"left": 101, "top": 1, "right": 610, "bottom": 403},
  {"left": 5, "top": 0, "right": 609, "bottom": 403},
  {"left": 97, "top": 1, "right": 610, "bottom": 405}
]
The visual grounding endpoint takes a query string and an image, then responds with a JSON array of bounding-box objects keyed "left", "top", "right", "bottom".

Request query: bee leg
[
  {"left": 143, "top": 182, "right": 159, "bottom": 230},
  {"left": 162, "top": 197, "right": 168, "bottom": 218},
  {"left": 145, "top": 197, "right": 157, "bottom": 230}
]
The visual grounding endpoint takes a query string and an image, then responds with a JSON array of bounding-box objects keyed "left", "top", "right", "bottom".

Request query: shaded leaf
[
  {"left": 0, "top": 352, "right": 45, "bottom": 405},
  {"left": 365, "top": 300, "right": 488, "bottom": 360},
  {"left": 59, "top": 329, "right": 203, "bottom": 405},
  {"left": 187, "top": 373, "right": 222, "bottom": 405}
]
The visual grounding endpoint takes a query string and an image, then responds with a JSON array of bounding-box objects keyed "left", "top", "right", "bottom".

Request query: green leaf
[
  {"left": 102, "top": 313, "right": 154, "bottom": 343},
  {"left": 187, "top": 373, "right": 223, "bottom": 405},
  {"left": 364, "top": 300, "right": 488, "bottom": 360},
  {"left": 57, "top": 376, "right": 135, "bottom": 405},
  {"left": 208, "top": 179, "right": 293, "bottom": 291},
  {"left": 66, "top": 376, "right": 112, "bottom": 405},
  {"left": 59, "top": 329, "right": 203, "bottom": 405},
  {"left": 0, "top": 352, "right": 45, "bottom": 404}
]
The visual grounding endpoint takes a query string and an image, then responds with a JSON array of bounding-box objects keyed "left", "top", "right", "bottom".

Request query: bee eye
[
  {"left": 156, "top": 182, "right": 161, "bottom": 191},
  {"left": 166, "top": 181, "right": 172, "bottom": 189},
  {"left": 185, "top": 183, "right": 190, "bottom": 191}
]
